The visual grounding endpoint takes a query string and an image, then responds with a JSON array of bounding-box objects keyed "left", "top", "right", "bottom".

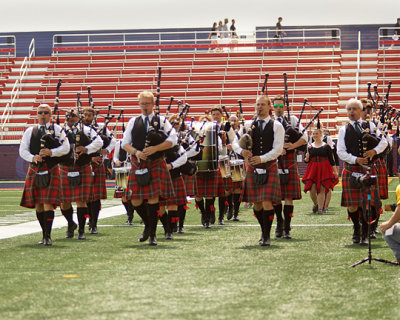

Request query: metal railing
[
  {"left": 0, "top": 39, "right": 35, "bottom": 140},
  {"left": 52, "top": 28, "right": 341, "bottom": 55},
  {"left": 0, "top": 35, "right": 16, "bottom": 57},
  {"left": 356, "top": 31, "right": 361, "bottom": 98},
  {"left": 378, "top": 27, "right": 400, "bottom": 49}
]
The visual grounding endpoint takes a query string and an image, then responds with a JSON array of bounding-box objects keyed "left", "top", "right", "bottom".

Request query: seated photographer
[{"left": 379, "top": 176, "right": 400, "bottom": 265}]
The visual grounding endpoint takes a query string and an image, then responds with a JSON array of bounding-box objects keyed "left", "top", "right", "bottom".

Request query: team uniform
[
  {"left": 337, "top": 119, "right": 387, "bottom": 244},
  {"left": 19, "top": 121, "right": 70, "bottom": 245}
]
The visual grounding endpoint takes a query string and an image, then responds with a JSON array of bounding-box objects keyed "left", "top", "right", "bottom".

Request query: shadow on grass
[
  {"left": 239, "top": 244, "right": 281, "bottom": 250},
  {"left": 274, "top": 238, "right": 311, "bottom": 243},
  {"left": 344, "top": 243, "right": 387, "bottom": 250},
  {"left": 19, "top": 243, "right": 69, "bottom": 249},
  {"left": 123, "top": 243, "right": 178, "bottom": 250}
]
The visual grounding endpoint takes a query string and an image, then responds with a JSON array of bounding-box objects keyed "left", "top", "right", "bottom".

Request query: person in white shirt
[
  {"left": 19, "top": 104, "right": 70, "bottom": 246},
  {"left": 232, "top": 95, "right": 284, "bottom": 246}
]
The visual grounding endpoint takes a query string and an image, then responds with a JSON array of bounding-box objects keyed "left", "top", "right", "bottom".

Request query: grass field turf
[{"left": 1, "top": 182, "right": 400, "bottom": 320}]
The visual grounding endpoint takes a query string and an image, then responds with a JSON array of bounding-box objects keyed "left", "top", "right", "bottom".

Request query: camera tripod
[{"left": 350, "top": 184, "right": 399, "bottom": 268}]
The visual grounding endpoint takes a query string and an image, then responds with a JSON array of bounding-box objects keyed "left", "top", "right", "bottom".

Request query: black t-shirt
[{"left": 211, "top": 26, "right": 217, "bottom": 36}]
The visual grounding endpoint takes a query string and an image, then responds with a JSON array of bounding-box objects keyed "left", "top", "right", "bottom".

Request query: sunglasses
[
  {"left": 273, "top": 104, "right": 284, "bottom": 108},
  {"left": 37, "top": 111, "right": 50, "bottom": 115}
]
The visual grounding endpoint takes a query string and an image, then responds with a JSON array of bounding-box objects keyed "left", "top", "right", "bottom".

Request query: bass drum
[{"left": 196, "top": 122, "right": 219, "bottom": 172}]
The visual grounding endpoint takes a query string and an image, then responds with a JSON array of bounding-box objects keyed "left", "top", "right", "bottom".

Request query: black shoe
[
  {"left": 66, "top": 222, "right": 77, "bottom": 239},
  {"left": 139, "top": 227, "right": 150, "bottom": 242},
  {"left": 360, "top": 238, "right": 368, "bottom": 246},
  {"left": 126, "top": 219, "right": 133, "bottom": 226},
  {"left": 283, "top": 231, "right": 292, "bottom": 239},
  {"left": 218, "top": 219, "right": 225, "bottom": 225},
  {"left": 233, "top": 216, "right": 239, "bottom": 221},
  {"left": 90, "top": 227, "right": 98, "bottom": 234},
  {"left": 201, "top": 215, "right": 206, "bottom": 227},
  {"left": 172, "top": 225, "right": 178, "bottom": 233},
  {"left": 260, "top": 238, "right": 271, "bottom": 246},
  {"left": 44, "top": 237, "right": 52, "bottom": 246},
  {"left": 210, "top": 212, "right": 216, "bottom": 225},
  {"left": 312, "top": 205, "right": 318, "bottom": 213},
  {"left": 227, "top": 210, "right": 233, "bottom": 221},
  {"left": 165, "top": 232, "right": 173, "bottom": 240},
  {"left": 205, "top": 222, "right": 211, "bottom": 229},
  {"left": 275, "top": 228, "right": 283, "bottom": 238},
  {"left": 77, "top": 231, "right": 86, "bottom": 240},
  {"left": 259, "top": 234, "right": 264, "bottom": 245},
  {"left": 149, "top": 236, "right": 157, "bottom": 246},
  {"left": 178, "top": 227, "right": 184, "bottom": 234},
  {"left": 38, "top": 237, "right": 45, "bottom": 245}
]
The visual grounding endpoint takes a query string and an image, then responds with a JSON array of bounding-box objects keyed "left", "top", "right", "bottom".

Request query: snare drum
[
  {"left": 219, "top": 155, "right": 231, "bottom": 178},
  {"left": 230, "top": 159, "right": 245, "bottom": 182},
  {"left": 114, "top": 166, "right": 131, "bottom": 190}
]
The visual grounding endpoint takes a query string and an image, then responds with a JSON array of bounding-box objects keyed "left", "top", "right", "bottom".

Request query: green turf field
[{"left": 1, "top": 181, "right": 400, "bottom": 320}]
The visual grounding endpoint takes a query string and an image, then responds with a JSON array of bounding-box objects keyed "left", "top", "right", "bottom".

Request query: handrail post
[{"left": 355, "top": 31, "right": 361, "bottom": 99}]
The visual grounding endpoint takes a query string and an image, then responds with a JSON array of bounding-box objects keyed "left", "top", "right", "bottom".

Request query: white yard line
[{"left": 0, "top": 205, "right": 125, "bottom": 240}]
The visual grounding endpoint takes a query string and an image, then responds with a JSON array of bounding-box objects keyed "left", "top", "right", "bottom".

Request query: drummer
[
  {"left": 113, "top": 139, "right": 135, "bottom": 225},
  {"left": 227, "top": 114, "right": 243, "bottom": 221},
  {"left": 211, "top": 106, "right": 236, "bottom": 225},
  {"left": 194, "top": 113, "right": 225, "bottom": 228}
]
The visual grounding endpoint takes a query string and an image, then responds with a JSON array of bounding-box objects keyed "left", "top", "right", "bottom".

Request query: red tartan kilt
[
  {"left": 241, "top": 161, "right": 282, "bottom": 203},
  {"left": 222, "top": 177, "right": 233, "bottom": 191},
  {"left": 278, "top": 151, "right": 302, "bottom": 200},
  {"left": 341, "top": 162, "right": 380, "bottom": 207},
  {"left": 89, "top": 162, "right": 107, "bottom": 201},
  {"left": 232, "top": 180, "right": 243, "bottom": 190},
  {"left": 196, "top": 170, "right": 225, "bottom": 197},
  {"left": 183, "top": 174, "right": 197, "bottom": 197},
  {"left": 20, "top": 163, "right": 61, "bottom": 208},
  {"left": 375, "top": 158, "right": 388, "bottom": 200},
  {"left": 302, "top": 157, "right": 338, "bottom": 194},
  {"left": 59, "top": 163, "right": 94, "bottom": 203},
  {"left": 125, "top": 158, "right": 175, "bottom": 201},
  {"left": 160, "top": 176, "right": 187, "bottom": 206}
]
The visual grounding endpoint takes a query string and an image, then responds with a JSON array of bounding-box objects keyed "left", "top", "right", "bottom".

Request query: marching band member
[
  {"left": 59, "top": 110, "right": 102, "bottom": 240},
  {"left": 272, "top": 95, "right": 307, "bottom": 239},
  {"left": 232, "top": 95, "right": 285, "bottom": 246},
  {"left": 337, "top": 98, "right": 387, "bottom": 245},
  {"left": 19, "top": 104, "right": 70, "bottom": 246},
  {"left": 83, "top": 107, "right": 117, "bottom": 234},
  {"left": 113, "top": 139, "right": 135, "bottom": 225},
  {"left": 122, "top": 91, "right": 177, "bottom": 246}
]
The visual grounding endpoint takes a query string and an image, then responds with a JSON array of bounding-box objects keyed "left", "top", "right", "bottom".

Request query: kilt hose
[
  {"left": 241, "top": 160, "right": 282, "bottom": 204},
  {"left": 125, "top": 158, "right": 175, "bottom": 201},
  {"left": 196, "top": 170, "right": 225, "bottom": 198},
  {"left": 21, "top": 163, "right": 61, "bottom": 209},
  {"left": 59, "top": 163, "right": 93, "bottom": 203},
  {"left": 375, "top": 157, "right": 388, "bottom": 200},
  {"left": 341, "top": 162, "right": 381, "bottom": 208},
  {"left": 89, "top": 162, "right": 107, "bottom": 201},
  {"left": 183, "top": 174, "right": 197, "bottom": 197},
  {"left": 160, "top": 175, "right": 187, "bottom": 207},
  {"left": 277, "top": 151, "right": 302, "bottom": 200}
]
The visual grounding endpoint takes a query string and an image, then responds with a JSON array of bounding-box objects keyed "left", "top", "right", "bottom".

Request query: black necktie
[
  {"left": 40, "top": 126, "right": 46, "bottom": 135},
  {"left": 354, "top": 121, "right": 361, "bottom": 134},
  {"left": 144, "top": 116, "right": 150, "bottom": 132},
  {"left": 258, "top": 120, "right": 264, "bottom": 133}
]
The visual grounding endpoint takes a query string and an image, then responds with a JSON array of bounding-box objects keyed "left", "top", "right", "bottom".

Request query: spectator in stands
[
  {"left": 208, "top": 22, "right": 218, "bottom": 53},
  {"left": 221, "top": 18, "right": 229, "bottom": 38},
  {"left": 230, "top": 19, "right": 238, "bottom": 51},
  {"left": 390, "top": 18, "right": 400, "bottom": 49},
  {"left": 274, "top": 17, "right": 287, "bottom": 41}
]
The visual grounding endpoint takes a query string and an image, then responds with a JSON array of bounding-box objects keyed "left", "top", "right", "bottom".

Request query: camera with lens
[{"left": 350, "top": 172, "right": 377, "bottom": 189}]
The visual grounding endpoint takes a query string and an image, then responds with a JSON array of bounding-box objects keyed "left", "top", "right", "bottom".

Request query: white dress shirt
[
  {"left": 19, "top": 122, "right": 70, "bottom": 163},
  {"left": 170, "top": 146, "right": 188, "bottom": 169},
  {"left": 121, "top": 113, "right": 177, "bottom": 149},
  {"left": 232, "top": 116, "right": 285, "bottom": 163},
  {"left": 337, "top": 120, "right": 388, "bottom": 165}
]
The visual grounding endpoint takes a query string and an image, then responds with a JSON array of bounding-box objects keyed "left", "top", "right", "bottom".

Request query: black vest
[
  {"left": 118, "top": 141, "right": 128, "bottom": 162},
  {"left": 29, "top": 125, "right": 61, "bottom": 168},
  {"left": 251, "top": 119, "right": 274, "bottom": 156},
  {"left": 344, "top": 123, "right": 365, "bottom": 157},
  {"left": 60, "top": 128, "right": 92, "bottom": 166},
  {"left": 131, "top": 116, "right": 147, "bottom": 151}
]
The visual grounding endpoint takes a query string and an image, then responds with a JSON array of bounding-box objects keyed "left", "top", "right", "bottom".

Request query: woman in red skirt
[{"left": 303, "top": 126, "right": 339, "bottom": 214}]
